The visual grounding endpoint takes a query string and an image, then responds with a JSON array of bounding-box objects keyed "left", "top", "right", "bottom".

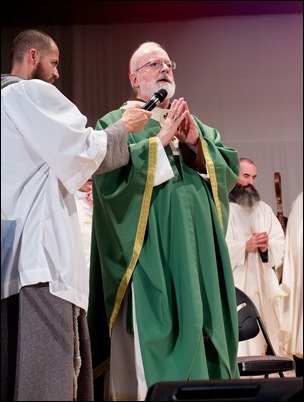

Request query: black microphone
[{"left": 142, "top": 89, "right": 168, "bottom": 111}]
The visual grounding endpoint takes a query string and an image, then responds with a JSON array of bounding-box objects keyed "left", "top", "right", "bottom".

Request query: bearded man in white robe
[{"left": 226, "top": 158, "right": 287, "bottom": 360}]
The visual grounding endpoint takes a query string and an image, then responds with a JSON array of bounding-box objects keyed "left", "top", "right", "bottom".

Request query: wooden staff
[{"left": 274, "top": 172, "right": 286, "bottom": 234}]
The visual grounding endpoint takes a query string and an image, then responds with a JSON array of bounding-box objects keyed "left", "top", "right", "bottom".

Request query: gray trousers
[{"left": 1, "top": 283, "right": 94, "bottom": 401}]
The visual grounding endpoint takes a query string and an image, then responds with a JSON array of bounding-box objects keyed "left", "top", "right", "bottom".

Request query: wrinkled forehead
[
  {"left": 240, "top": 161, "right": 257, "bottom": 175},
  {"left": 137, "top": 47, "right": 170, "bottom": 65}
]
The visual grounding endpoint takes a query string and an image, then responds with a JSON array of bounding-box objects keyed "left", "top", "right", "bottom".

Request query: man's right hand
[
  {"left": 158, "top": 98, "right": 187, "bottom": 146},
  {"left": 121, "top": 105, "right": 152, "bottom": 133},
  {"left": 246, "top": 232, "right": 269, "bottom": 253}
]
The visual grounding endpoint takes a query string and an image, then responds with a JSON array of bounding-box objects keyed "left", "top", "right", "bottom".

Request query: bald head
[{"left": 129, "top": 42, "right": 165, "bottom": 74}]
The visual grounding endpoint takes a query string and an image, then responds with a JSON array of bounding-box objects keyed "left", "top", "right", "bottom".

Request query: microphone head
[
  {"left": 142, "top": 88, "right": 168, "bottom": 111},
  {"left": 155, "top": 89, "right": 168, "bottom": 102}
]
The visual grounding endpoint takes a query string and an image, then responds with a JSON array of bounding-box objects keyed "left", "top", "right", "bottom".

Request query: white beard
[{"left": 138, "top": 77, "right": 176, "bottom": 101}]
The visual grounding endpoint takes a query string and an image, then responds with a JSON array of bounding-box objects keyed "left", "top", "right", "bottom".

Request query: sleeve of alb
[{"left": 95, "top": 120, "right": 129, "bottom": 174}]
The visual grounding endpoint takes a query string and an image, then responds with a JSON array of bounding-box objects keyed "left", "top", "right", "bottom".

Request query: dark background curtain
[{"left": 1, "top": 1, "right": 303, "bottom": 216}]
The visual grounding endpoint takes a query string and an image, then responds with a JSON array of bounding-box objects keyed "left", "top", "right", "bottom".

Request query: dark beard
[
  {"left": 31, "top": 61, "right": 49, "bottom": 82},
  {"left": 229, "top": 183, "right": 260, "bottom": 209}
]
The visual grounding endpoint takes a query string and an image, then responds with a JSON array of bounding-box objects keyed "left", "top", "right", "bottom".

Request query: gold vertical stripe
[
  {"left": 109, "top": 137, "right": 158, "bottom": 336},
  {"left": 200, "top": 138, "right": 224, "bottom": 230}
]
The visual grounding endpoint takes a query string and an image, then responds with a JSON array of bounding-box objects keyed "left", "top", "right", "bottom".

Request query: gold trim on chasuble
[
  {"left": 109, "top": 137, "right": 158, "bottom": 336},
  {"left": 200, "top": 138, "right": 224, "bottom": 230}
]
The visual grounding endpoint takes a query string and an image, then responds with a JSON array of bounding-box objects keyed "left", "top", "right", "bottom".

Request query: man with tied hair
[
  {"left": 226, "top": 157, "right": 287, "bottom": 361},
  {"left": 1, "top": 29, "right": 151, "bottom": 401},
  {"left": 88, "top": 41, "right": 240, "bottom": 400}
]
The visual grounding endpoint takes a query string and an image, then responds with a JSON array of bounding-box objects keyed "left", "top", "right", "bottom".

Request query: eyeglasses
[{"left": 135, "top": 60, "right": 176, "bottom": 72}]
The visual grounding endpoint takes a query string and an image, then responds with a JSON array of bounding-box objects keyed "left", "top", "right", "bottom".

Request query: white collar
[{"left": 120, "top": 100, "right": 170, "bottom": 126}]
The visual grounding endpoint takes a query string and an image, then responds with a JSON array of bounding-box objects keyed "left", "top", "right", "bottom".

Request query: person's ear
[
  {"left": 29, "top": 48, "right": 39, "bottom": 65},
  {"left": 129, "top": 72, "right": 139, "bottom": 90}
]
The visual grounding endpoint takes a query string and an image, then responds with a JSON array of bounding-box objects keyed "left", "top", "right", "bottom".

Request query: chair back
[
  {"left": 235, "top": 287, "right": 295, "bottom": 377},
  {"left": 235, "top": 287, "right": 277, "bottom": 355},
  {"left": 235, "top": 287, "right": 260, "bottom": 341}
]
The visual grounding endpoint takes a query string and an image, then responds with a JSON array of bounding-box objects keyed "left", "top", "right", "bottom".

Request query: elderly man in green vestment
[{"left": 88, "top": 41, "right": 240, "bottom": 401}]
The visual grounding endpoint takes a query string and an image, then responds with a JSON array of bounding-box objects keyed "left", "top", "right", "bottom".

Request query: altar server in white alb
[
  {"left": 1, "top": 29, "right": 151, "bottom": 401},
  {"left": 225, "top": 158, "right": 287, "bottom": 359},
  {"left": 75, "top": 178, "right": 94, "bottom": 270}
]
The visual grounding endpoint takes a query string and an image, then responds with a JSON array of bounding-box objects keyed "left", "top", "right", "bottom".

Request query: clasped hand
[
  {"left": 246, "top": 232, "right": 269, "bottom": 253},
  {"left": 158, "top": 98, "right": 199, "bottom": 147}
]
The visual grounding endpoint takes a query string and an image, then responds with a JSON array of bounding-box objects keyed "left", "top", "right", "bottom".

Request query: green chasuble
[{"left": 88, "top": 106, "right": 240, "bottom": 388}]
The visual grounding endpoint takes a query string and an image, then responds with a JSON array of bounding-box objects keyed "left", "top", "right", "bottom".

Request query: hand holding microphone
[
  {"left": 121, "top": 106, "right": 152, "bottom": 133},
  {"left": 124, "top": 89, "right": 187, "bottom": 145},
  {"left": 121, "top": 89, "right": 167, "bottom": 133}
]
